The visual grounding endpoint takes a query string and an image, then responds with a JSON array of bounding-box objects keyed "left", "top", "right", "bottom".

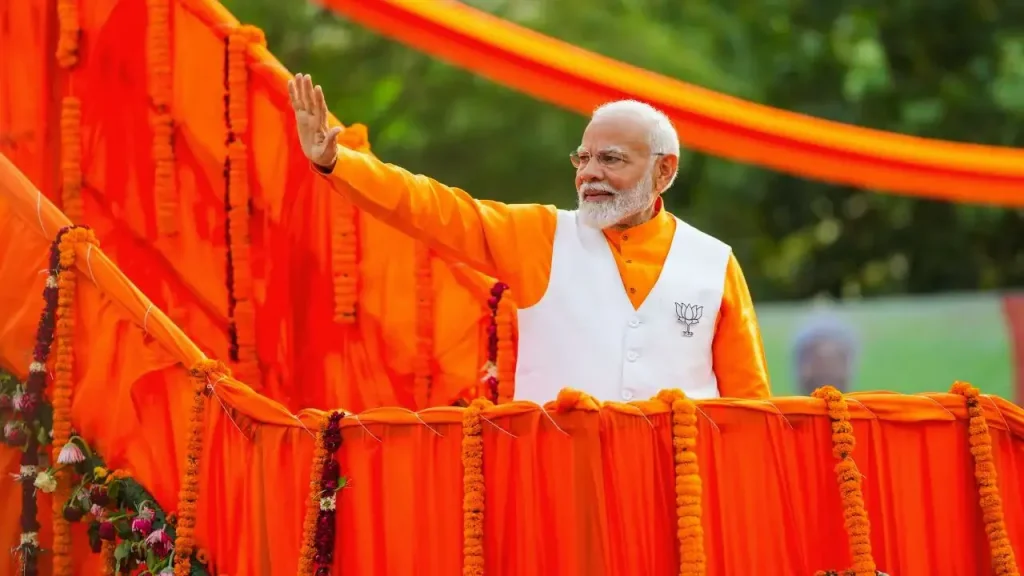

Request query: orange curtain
[
  {"left": 0, "top": 0, "right": 499, "bottom": 416},
  {"left": 2, "top": 150, "right": 1024, "bottom": 575},
  {"left": 319, "top": 0, "right": 1024, "bottom": 207}
]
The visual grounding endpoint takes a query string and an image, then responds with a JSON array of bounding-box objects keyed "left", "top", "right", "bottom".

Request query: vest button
[
  {"left": 626, "top": 351, "right": 639, "bottom": 362},
  {"left": 621, "top": 389, "right": 634, "bottom": 400}
]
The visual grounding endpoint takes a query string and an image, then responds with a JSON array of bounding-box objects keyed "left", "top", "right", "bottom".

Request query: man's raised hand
[{"left": 287, "top": 73, "right": 344, "bottom": 168}]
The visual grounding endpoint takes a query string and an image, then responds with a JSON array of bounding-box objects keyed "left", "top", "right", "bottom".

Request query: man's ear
[{"left": 656, "top": 154, "right": 679, "bottom": 193}]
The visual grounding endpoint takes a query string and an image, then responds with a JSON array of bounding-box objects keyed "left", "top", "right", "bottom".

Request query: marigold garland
[
  {"left": 223, "top": 26, "right": 264, "bottom": 386},
  {"left": 330, "top": 195, "right": 358, "bottom": 323},
  {"left": 951, "top": 381, "right": 1020, "bottom": 575},
  {"left": 414, "top": 243, "right": 434, "bottom": 407},
  {"left": 100, "top": 540, "right": 116, "bottom": 575},
  {"left": 60, "top": 97, "right": 83, "bottom": 222},
  {"left": 173, "top": 359, "right": 227, "bottom": 576},
  {"left": 655, "top": 389, "right": 705, "bottom": 576},
  {"left": 462, "top": 397, "right": 492, "bottom": 576},
  {"left": 55, "top": 0, "right": 80, "bottom": 68},
  {"left": 295, "top": 412, "right": 348, "bottom": 576},
  {"left": 811, "top": 386, "right": 876, "bottom": 576},
  {"left": 52, "top": 225, "right": 98, "bottom": 576},
  {"left": 330, "top": 124, "right": 369, "bottom": 324},
  {"left": 147, "top": 0, "right": 176, "bottom": 236},
  {"left": 297, "top": 416, "right": 330, "bottom": 576},
  {"left": 494, "top": 292, "right": 516, "bottom": 403}
]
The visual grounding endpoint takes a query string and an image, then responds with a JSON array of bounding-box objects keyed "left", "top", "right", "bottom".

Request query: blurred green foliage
[{"left": 223, "top": 0, "right": 1024, "bottom": 301}]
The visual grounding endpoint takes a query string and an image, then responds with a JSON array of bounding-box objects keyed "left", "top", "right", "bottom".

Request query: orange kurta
[{"left": 317, "top": 146, "right": 771, "bottom": 399}]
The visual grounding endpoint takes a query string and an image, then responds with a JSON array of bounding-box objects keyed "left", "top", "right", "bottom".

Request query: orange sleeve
[
  {"left": 320, "top": 147, "right": 557, "bottom": 306},
  {"left": 712, "top": 254, "right": 771, "bottom": 398}
]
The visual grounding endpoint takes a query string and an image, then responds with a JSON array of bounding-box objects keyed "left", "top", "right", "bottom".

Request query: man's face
[
  {"left": 798, "top": 338, "right": 852, "bottom": 394},
  {"left": 574, "top": 115, "right": 672, "bottom": 229}
]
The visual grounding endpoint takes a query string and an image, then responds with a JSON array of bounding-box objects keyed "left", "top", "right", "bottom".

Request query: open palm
[{"left": 288, "top": 73, "right": 343, "bottom": 167}]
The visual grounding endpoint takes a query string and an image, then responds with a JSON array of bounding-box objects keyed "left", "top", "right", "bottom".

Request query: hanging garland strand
[
  {"left": 51, "top": 226, "right": 98, "bottom": 576},
  {"left": 59, "top": 97, "right": 83, "bottom": 222},
  {"left": 494, "top": 291, "right": 515, "bottom": 403},
  {"left": 223, "top": 26, "right": 264, "bottom": 385},
  {"left": 480, "top": 282, "right": 506, "bottom": 402},
  {"left": 56, "top": 0, "right": 82, "bottom": 220},
  {"left": 950, "top": 381, "right": 1020, "bottom": 575},
  {"left": 811, "top": 385, "right": 878, "bottom": 576},
  {"left": 173, "top": 359, "right": 227, "bottom": 576},
  {"left": 330, "top": 193, "right": 358, "bottom": 323},
  {"left": 414, "top": 243, "right": 434, "bottom": 407},
  {"left": 462, "top": 397, "right": 492, "bottom": 575},
  {"left": 6, "top": 228, "right": 70, "bottom": 575},
  {"left": 297, "top": 415, "right": 329, "bottom": 576},
  {"left": 330, "top": 125, "right": 369, "bottom": 324},
  {"left": 656, "top": 389, "right": 706, "bottom": 576},
  {"left": 147, "top": 0, "right": 176, "bottom": 236},
  {"left": 55, "top": 0, "right": 79, "bottom": 68}
]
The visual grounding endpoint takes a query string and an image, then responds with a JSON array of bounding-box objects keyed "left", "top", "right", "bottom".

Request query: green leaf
[
  {"left": 36, "top": 405, "right": 53, "bottom": 443},
  {"left": 87, "top": 521, "right": 100, "bottom": 552},
  {"left": 35, "top": 425, "right": 48, "bottom": 448},
  {"left": 115, "top": 518, "right": 132, "bottom": 539},
  {"left": 114, "top": 540, "right": 132, "bottom": 571},
  {"left": 108, "top": 480, "right": 122, "bottom": 504}
]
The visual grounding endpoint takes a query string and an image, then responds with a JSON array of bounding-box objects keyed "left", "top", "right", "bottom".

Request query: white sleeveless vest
[{"left": 515, "top": 210, "right": 731, "bottom": 404}]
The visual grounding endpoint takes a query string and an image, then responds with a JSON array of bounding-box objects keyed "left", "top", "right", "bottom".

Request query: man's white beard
[{"left": 576, "top": 169, "right": 655, "bottom": 230}]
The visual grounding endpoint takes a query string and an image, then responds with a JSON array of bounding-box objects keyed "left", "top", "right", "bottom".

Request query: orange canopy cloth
[
  {"left": 2, "top": 151, "right": 1024, "bottom": 575},
  {"left": 320, "top": 0, "right": 1024, "bottom": 207}
]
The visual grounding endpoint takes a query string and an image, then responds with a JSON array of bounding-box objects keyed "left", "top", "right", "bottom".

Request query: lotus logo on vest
[{"left": 674, "top": 302, "right": 703, "bottom": 337}]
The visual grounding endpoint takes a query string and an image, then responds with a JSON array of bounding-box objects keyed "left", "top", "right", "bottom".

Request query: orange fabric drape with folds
[
  {"left": 2, "top": 152, "right": 1024, "bottom": 575},
  {"left": 320, "top": 0, "right": 1024, "bottom": 207},
  {"left": 0, "top": 0, "right": 499, "bottom": 416}
]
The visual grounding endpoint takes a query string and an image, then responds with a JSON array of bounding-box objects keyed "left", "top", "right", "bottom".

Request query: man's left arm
[{"left": 712, "top": 254, "right": 771, "bottom": 398}]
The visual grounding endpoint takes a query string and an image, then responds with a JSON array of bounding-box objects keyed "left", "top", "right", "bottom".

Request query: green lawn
[{"left": 757, "top": 294, "right": 1014, "bottom": 399}]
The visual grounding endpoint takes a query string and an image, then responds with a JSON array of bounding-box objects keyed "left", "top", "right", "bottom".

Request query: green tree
[{"left": 222, "top": 0, "right": 1024, "bottom": 301}]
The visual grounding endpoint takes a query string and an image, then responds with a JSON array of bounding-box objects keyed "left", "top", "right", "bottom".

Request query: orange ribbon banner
[{"left": 321, "top": 0, "right": 1024, "bottom": 207}]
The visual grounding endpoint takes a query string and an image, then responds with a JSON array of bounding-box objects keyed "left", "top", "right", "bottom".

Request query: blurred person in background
[
  {"left": 288, "top": 73, "right": 770, "bottom": 403},
  {"left": 792, "top": 312, "right": 860, "bottom": 396}
]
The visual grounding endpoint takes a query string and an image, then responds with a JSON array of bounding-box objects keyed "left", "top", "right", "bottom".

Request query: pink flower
[
  {"left": 3, "top": 422, "right": 26, "bottom": 446},
  {"left": 12, "top": 391, "right": 38, "bottom": 414},
  {"left": 57, "top": 441, "right": 85, "bottom": 465},
  {"left": 90, "top": 504, "right": 104, "bottom": 518},
  {"left": 145, "top": 528, "right": 173, "bottom": 557},
  {"left": 131, "top": 516, "right": 152, "bottom": 536}
]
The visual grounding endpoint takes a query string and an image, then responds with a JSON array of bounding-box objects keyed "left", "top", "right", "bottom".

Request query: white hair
[{"left": 591, "top": 100, "right": 680, "bottom": 189}]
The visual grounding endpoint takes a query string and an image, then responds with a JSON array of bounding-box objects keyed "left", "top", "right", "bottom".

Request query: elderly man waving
[{"left": 288, "top": 73, "right": 771, "bottom": 403}]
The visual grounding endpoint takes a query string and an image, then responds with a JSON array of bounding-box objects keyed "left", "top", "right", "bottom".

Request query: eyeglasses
[{"left": 570, "top": 150, "right": 665, "bottom": 170}]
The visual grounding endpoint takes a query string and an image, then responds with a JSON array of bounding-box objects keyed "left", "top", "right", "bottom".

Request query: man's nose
[{"left": 578, "top": 161, "right": 603, "bottom": 181}]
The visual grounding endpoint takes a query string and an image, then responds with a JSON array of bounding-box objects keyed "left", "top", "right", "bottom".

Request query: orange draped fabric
[
  {"left": 3, "top": 0, "right": 1024, "bottom": 574},
  {"left": 321, "top": 0, "right": 1024, "bottom": 207},
  {"left": 3, "top": 152, "right": 1024, "bottom": 575},
  {"left": 0, "top": 0, "right": 497, "bottom": 415}
]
